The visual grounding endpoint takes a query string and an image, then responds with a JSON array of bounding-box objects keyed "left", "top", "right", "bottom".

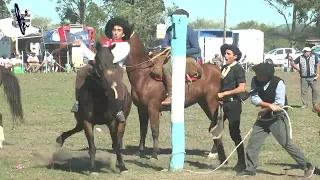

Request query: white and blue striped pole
[{"left": 169, "top": 14, "right": 188, "bottom": 171}]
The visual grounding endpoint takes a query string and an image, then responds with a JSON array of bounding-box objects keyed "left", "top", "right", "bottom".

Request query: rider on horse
[
  {"left": 161, "top": 9, "right": 201, "bottom": 105},
  {"left": 71, "top": 17, "right": 132, "bottom": 122}
]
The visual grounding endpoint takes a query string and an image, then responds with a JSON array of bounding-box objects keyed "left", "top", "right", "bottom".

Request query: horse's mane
[{"left": 128, "top": 33, "right": 149, "bottom": 60}]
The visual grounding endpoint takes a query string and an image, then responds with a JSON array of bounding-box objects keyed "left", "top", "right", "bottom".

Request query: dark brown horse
[
  {"left": 0, "top": 66, "right": 24, "bottom": 149},
  {"left": 124, "top": 32, "right": 223, "bottom": 159},
  {"left": 56, "top": 42, "right": 132, "bottom": 173}
]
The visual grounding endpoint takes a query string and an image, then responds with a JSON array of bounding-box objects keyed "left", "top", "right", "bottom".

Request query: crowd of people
[
  {"left": 0, "top": 53, "right": 23, "bottom": 69},
  {"left": 0, "top": 51, "right": 58, "bottom": 73}
]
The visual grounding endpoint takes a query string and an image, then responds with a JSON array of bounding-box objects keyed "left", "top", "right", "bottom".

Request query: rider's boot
[
  {"left": 115, "top": 99, "right": 126, "bottom": 122},
  {"left": 161, "top": 75, "right": 172, "bottom": 105},
  {"left": 116, "top": 111, "right": 126, "bottom": 122}
]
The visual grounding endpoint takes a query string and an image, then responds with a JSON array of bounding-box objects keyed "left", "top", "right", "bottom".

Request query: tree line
[{"left": 1, "top": 0, "right": 319, "bottom": 52}]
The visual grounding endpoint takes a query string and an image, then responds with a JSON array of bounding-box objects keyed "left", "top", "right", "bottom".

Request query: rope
[
  {"left": 123, "top": 47, "right": 171, "bottom": 68},
  {"left": 164, "top": 106, "right": 293, "bottom": 174}
]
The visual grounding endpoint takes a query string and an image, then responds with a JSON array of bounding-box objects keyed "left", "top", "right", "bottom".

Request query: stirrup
[{"left": 116, "top": 111, "right": 126, "bottom": 122}]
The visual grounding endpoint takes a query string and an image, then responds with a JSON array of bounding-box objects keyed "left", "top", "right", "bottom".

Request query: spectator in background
[
  {"left": 0, "top": 54, "right": 11, "bottom": 69},
  {"left": 23, "top": 53, "right": 29, "bottom": 72},
  {"left": 291, "top": 47, "right": 319, "bottom": 109},
  {"left": 27, "top": 52, "right": 40, "bottom": 72},
  {"left": 211, "top": 54, "right": 222, "bottom": 66}
]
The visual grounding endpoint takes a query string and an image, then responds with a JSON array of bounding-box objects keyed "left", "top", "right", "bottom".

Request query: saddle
[{"left": 149, "top": 48, "right": 203, "bottom": 82}]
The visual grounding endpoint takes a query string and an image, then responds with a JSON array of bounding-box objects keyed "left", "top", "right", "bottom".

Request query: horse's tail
[{"left": 0, "top": 66, "right": 24, "bottom": 124}]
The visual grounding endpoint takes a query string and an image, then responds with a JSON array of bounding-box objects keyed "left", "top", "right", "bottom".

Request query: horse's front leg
[
  {"left": 83, "top": 120, "right": 96, "bottom": 172},
  {"left": 108, "top": 120, "right": 128, "bottom": 172},
  {"left": 116, "top": 122, "right": 128, "bottom": 172},
  {"left": 148, "top": 105, "right": 160, "bottom": 159}
]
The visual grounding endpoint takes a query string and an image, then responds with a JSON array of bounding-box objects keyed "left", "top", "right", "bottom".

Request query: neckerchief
[{"left": 221, "top": 61, "right": 237, "bottom": 79}]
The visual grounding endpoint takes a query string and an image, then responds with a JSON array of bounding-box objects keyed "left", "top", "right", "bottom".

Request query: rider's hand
[
  {"left": 269, "top": 104, "right": 281, "bottom": 112},
  {"left": 217, "top": 92, "right": 226, "bottom": 99},
  {"left": 258, "top": 108, "right": 269, "bottom": 117}
]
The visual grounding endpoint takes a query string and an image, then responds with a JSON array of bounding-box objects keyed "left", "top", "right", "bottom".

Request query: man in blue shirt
[
  {"left": 161, "top": 9, "right": 201, "bottom": 105},
  {"left": 238, "top": 63, "right": 315, "bottom": 178}
]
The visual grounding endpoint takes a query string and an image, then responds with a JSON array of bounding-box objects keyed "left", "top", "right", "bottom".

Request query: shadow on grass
[
  {"left": 31, "top": 148, "right": 118, "bottom": 175},
  {"left": 76, "top": 145, "right": 209, "bottom": 158}
]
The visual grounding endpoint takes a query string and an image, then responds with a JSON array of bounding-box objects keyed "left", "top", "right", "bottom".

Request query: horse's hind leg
[
  {"left": 83, "top": 120, "right": 96, "bottom": 172},
  {"left": 107, "top": 120, "right": 128, "bottom": 172},
  {"left": 198, "top": 99, "right": 227, "bottom": 164},
  {"left": 137, "top": 107, "right": 149, "bottom": 158},
  {"left": 148, "top": 105, "right": 160, "bottom": 159},
  {"left": 56, "top": 122, "right": 84, "bottom": 147}
]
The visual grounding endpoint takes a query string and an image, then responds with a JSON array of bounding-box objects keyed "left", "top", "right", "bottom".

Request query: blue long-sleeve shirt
[
  {"left": 250, "top": 78, "right": 286, "bottom": 107},
  {"left": 161, "top": 25, "right": 201, "bottom": 56}
]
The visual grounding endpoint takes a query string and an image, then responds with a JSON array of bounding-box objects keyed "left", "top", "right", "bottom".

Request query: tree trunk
[{"left": 79, "top": 0, "right": 85, "bottom": 24}]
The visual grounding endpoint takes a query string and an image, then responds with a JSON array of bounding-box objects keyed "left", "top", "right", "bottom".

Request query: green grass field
[{"left": 0, "top": 71, "right": 319, "bottom": 180}]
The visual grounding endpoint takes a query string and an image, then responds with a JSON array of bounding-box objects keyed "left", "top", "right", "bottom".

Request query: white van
[{"left": 264, "top": 48, "right": 302, "bottom": 65}]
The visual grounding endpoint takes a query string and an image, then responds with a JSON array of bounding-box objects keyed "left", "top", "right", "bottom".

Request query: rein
[
  {"left": 124, "top": 46, "right": 171, "bottom": 69},
  {"left": 124, "top": 31, "right": 171, "bottom": 69}
]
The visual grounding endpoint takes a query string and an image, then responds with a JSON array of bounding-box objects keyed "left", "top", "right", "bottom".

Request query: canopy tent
[
  {"left": 0, "top": 18, "right": 39, "bottom": 38},
  {"left": 42, "top": 29, "right": 76, "bottom": 44},
  {"left": 40, "top": 29, "right": 90, "bottom": 45}
]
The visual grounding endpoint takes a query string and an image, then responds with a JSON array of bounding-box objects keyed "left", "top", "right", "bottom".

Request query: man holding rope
[
  {"left": 237, "top": 63, "right": 315, "bottom": 178},
  {"left": 70, "top": 17, "right": 132, "bottom": 123},
  {"left": 210, "top": 44, "right": 247, "bottom": 172}
]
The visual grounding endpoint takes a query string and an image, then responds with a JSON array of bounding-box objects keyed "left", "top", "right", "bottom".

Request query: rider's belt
[{"left": 222, "top": 95, "right": 240, "bottom": 102}]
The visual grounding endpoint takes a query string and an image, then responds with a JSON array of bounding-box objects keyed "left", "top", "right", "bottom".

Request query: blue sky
[{"left": 8, "top": 0, "right": 293, "bottom": 27}]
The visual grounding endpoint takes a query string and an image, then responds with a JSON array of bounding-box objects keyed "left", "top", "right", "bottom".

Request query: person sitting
[
  {"left": 161, "top": 9, "right": 201, "bottom": 105},
  {"left": 26, "top": 52, "right": 40, "bottom": 72}
]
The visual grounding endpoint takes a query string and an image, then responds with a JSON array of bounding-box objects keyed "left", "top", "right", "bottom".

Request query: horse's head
[{"left": 95, "top": 41, "right": 117, "bottom": 70}]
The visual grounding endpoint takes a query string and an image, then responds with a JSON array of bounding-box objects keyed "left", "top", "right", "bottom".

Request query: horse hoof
[
  {"left": 120, "top": 167, "right": 128, "bottom": 173},
  {"left": 55, "top": 136, "right": 63, "bottom": 147},
  {"left": 89, "top": 172, "right": 99, "bottom": 177},
  {"left": 151, "top": 154, "right": 158, "bottom": 160},
  {"left": 138, "top": 151, "right": 147, "bottom": 159},
  {"left": 207, "top": 152, "right": 218, "bottom": 160}
]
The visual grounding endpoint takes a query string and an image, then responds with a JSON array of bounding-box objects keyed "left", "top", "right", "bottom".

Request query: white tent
[{"left": 0, "top": 18, "right": 39, "bottom": 38}]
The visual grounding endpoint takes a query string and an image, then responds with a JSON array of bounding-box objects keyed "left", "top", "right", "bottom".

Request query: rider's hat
[
  {"left": 169, "top": 9, "right": 189, "bottom": 18},
  {"left": 252, "top": 62, "right": 275, "bottom": 77},
  {"left": 104, "top": 17, "right": 133, "bottom": 40},
  {"left": 220, "top": 44, "right": 242, "bottom": 61}
]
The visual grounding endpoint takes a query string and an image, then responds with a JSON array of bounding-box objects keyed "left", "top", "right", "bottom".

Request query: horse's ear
[
  {"left": 96, "top": 41, "right": 102, "bottom": 51},
  {"left": 109, "top": 43, "right": 116, "bottom": 51}
]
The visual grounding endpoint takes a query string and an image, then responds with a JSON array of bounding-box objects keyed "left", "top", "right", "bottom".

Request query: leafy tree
[
  {"left": 0, "top": 0, "right": 10, "bottom": 19},
  {"left": 263, "top": 0, "right": 320, "bottom": 46},
  {"left": 188, "top": 17, "right": 224, "bottom": 29},
  {"left": 50, "top": 0, "right": 88, "bottom": 24},
  {"left": 84, "top": 1, "right": 109, "bottom": 30},
  {"left": 111, "top": 0, "right": 165, "bottom": 46},
  {"left": 233, "top": 20, "right": 292, "bottom": 52},
  {"left": 31, "top": 15, "right": 53, "bottom": 30}
]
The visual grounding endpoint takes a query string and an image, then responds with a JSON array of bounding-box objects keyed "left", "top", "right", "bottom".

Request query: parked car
[{"left": 264, "top": 48, "right": 302, "bottom": 65}]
